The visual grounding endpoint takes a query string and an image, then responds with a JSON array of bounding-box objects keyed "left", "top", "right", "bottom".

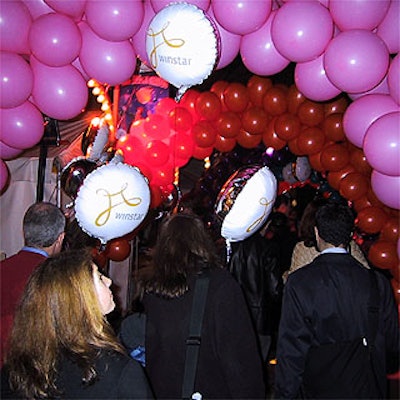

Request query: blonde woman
[{"left": 1, "top": 250, "right": 153, "bottom": 399}]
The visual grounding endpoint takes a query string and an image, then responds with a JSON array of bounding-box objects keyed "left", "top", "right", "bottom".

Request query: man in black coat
[{"left": 275, "top": 202, "right": 399, "bottom": 399}]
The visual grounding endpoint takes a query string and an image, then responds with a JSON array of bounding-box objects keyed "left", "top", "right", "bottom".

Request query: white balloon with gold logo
[
  {"left": 75, "top": 163, "right": 151, "bottom": 244},
  {"left": 146, "top": 2, "right": 219, "bottom": 99}
]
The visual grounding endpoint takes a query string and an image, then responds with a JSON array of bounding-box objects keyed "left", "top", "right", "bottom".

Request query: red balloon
[
  {"left": 327, "top": 164, "right": 356, "bottom": 190},
  {"left": 195, "top": 91, "right": 222, "bottom": 121},
  {"left": 192, "top": 145, "right": 213, "bottom": 160},
  {"left": 324, "top": 95, "right": 349, "bottom": 116},
  {"left": 368, "top": 240, "right": 399, "bottom": 270},
  {"left": 105, "top": 238, "right": 131, "bottom": 262},
  {"left": 320, "top": 143, "right": 350, "bottom": 171},
  {"left": 287, "top": 84, "right": 306, "bottom": 114},
  {"left": 262, "top": 117, "right": 287, "bottom": 150},
  {"left": 214, "top": 134, "right": 237, "bottom": 153},
  {"left": 308, "top": 151, "right": 325, "bottom": 172},
  {"left": 352, "top": 195, "right": 373, "bottom": 213},
  {"left": 246, "top": 76, "right": 273, "bottom": 107},
  {"left": 179, "top": 89, "right": 200, "bottom": 121},
  {"left": 191, "top": 120, "right": 217, "bottom": 148},
  {"left": 380, "top": 217, "right": 400, "bottom": 243},
  {"left": 274, "top": 113, "right": 301, "bottom": 141},
  {"left": 170, "top": 132, "right": 194, "bottom": 160},
  {"left": 169, "top": 106, "right": 193, "bottom": 132},
  {"left": 216, "top": 111, "right": 242, "bottom": 138},
  {"left": 297, "top": 126, "right": 326, "bottom": 155},
  {"left": 150, "top": 163, "right": 174, "bottom": 186},
  {"left": 356, "top": 206, "right": 389, "bottom": 234},
  {"left": 322, "top": 113, "right": 346, "bottom": 142},
  {"left": 241, "top": 106, "right": 269, "bottom": 135},
  {"left": 154, "top": 97, "right": 176, "bottom": 117},
  {"left": 210, "top": 80, "right": 229, "bottom": 111},
  {"left": 339, "top": 172, "right": 369, "bottom": 201},
  {"left": 287, "top": 137, "right": 303, "bottom": 156},
  {"left": 297, "top": 100, "right": 325, "bottom": 126},
  {"left": 349, "top": 147, "right": 372, "bottom": 176},
  {"left": 144, "top": 113, "right": 170, "bottom": 139},
  {"left": 223, "top": 82, "right": 249, "bottom": 113},
  {"left": 236, "top": 129, "right": 262, "bottom": 149},
  {"left": 149, "top": 184, "right": 163, "bottom": 208},
  {"left": 145, "top": 140, "right": 170, "bottom": 167},
  {"left": 263, "top": 86, "right": 288, "bottom": 116}
]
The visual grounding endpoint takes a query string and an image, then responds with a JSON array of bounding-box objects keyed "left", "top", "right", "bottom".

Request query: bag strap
[{"left": 182, "top": 270, "right": 210, "bottom": 400}]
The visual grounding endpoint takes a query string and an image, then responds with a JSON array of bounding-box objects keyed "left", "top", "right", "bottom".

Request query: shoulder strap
[{"left": 182, "top": 271, "right": 210, "bottom": 400}]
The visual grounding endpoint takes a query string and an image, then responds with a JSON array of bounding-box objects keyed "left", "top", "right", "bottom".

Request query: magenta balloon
[
  {"left": 151, "top": 0, "right": 211, "bottom": 12},
  {"left": 0, "top": 159, "right": 9, "bottom": 193},
  {"left": 371, "top": 170, "right": 400, "bottom": 210},
  {"left": 271, "top": 1, "right": 333, "bottom": 63},
  {"left": 388, "top": 54, "right": 400, "bottom": 105},
  {"left": 0, "top": 1, "right": 32, "bottom": 54},
  {"left": 72, "top": 57, "right": 90, "bottom": 81},
  {"left": 376, "top": 0, "right": 400, "bottom": 55},
  {"left": 329, "top": 0, "right": 390, "bottom": 31},
  {"left": 0, "top": 101, "right": 44, "bottom": 149},
  {"left": 29, "top": 13, "right": 82, "bottom": 67},
  {"left": 343, "top": 94, "right": 399, "bottom": 148},
  {"left": 78, "top": 22, "right": 137, "bottom": 86},
  {"left": 348, "top": 75, "right": 390, "bottom": 101},
  {"left": 207, "top": 8, "right": 240, "bottom": 70},
  {"left": 131, "top": 0, "right": 155, "bottom": 66},
  {"left": 22, "top": 0, "right": 53, "bottom": 20},
  {"left": 85, "top": 0, "right": 144, "bottom": 42},
  {"left": 0, "top": 141, "right": 24, "bottom": 160},
  {"left": 44, "top": 0, "right": 86, "bottom": 19},
  {"left": 363, "top": 112, "right": 400, "bottom": 177},
  {"left": 240, "top": 11, "right": 290, "bottom": 76},
  {"left": 294, "top": 53, "right": 341, "bottom": 102},
  {"left": 31, "top": 57, "right": 88, "bottom": 120},
  {"left": 0, "top": 52, "right": 33, "bottom": 109},
  {"left": 324, "top": 30, "right": 390, "bottom": 94},
  {"left": 212, "top": 0, "right": 272, "bottom": 35}
]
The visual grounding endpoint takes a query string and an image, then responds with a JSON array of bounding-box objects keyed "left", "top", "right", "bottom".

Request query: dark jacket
[
  {"left": 275, "top": 253, "right": 400, "bottom": 399},
  {"left": 1, "top": 350, "right": 153, "bottom": 399},
  {"left": 140, "top": 268, "right": 265, "bottom": 399}
]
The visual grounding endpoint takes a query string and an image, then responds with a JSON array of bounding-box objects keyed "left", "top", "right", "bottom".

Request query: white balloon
[
  {"left": 216, "top": 165, "right": 277, "bottom": 243},
  {"left": 75, "top": 163, "right": 151, "bottom": 244},
  {"left": 146, "top": 3, "right": 218, "bottom": 96}
]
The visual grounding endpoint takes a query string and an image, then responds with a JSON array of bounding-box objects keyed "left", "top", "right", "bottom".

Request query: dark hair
[
  {"left": 315, "top": 202, "right": 355, "bottom": 247},
  {"left": 298, "top": 197, "right": 327, "bottom": 247},
  {"left": 23, "top": 202, "right": 66, "bottom": 247},
  {"left": 143, "top": 212, "right": 222, "bottom": 298}
]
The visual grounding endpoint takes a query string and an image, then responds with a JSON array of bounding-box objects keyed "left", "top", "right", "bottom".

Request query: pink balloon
[
  {"left": 363, "top": 112, "right": 400, "bottom": 177},
  {"left": 212, "top": 0, "right": 272, "bottom": 35},
  {"left": 0, "top": 101, "right": 44, "bottom": 149},
  {"left": 376, "top": 0, "right": 400, "bottom": 55},
  {"left": 151, "top": 0, "right": 211, "bottom": 12},
  {"left": 131, "top": 0, "right": 155, "bottom": 66},
  {"left": 0, "top": 159, "right": 9, "bottom": 193},
  {"left": 348, "top": 74, "right": 390, "bottom": 101},
  {"left": 329, "top": 0, "right": 390, "bottom": 31},
  {"left": 78, "top": 22, "right": 137, "bottom": 86},
  {"left": 0, "top": 1, "right": 32, "bottom": 54},
  {"left": 44, "top": 0, "right": 86, "bottom": 20},
  {"left": 85, "top": 0, "right": 144, "bottom": 42},
  {"left": 31, "top": 56, "right": 88, "bottom": 120},
  {"left": 207, "top": 8, "right": 240, "bottom": 70},
  {"left": 388, "top": 54, "right": 400, "bottom": 105},
  {"left": 29, "top": 13, "right": 82, "bottom": 67},
  {"left": 343, "top": 94, "right": 399, "bottom": 148},
  {"left": 22, "top": 0, "right": 53, "bottom": 20},
  {"left": 240, "top": 10, "right": 290, "bottom": 76},
  {"left": 371, "top": 170, "right": 400, "bottom": 210},
  {"left": 0, "top": 52, "right": 33, "bottom": 109},
  {"left": 324, "top": 29, "right": 390, "bottom": 94},
  {"left": 0, "top": 140, "right": 23, "bottom": 160},
  {"left": 71, "top": 57, "right": 90, "bottom": 81},
  {"left": 294, "top": 53, "right": 341, "bottom": 102},
  {"left": 271, "top": 1, "right": 333, "bottom": 62}
]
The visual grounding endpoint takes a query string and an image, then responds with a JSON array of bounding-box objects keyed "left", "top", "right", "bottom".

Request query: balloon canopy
[{"left": 215, "top": 165, "right": 277, "bottom": 243}]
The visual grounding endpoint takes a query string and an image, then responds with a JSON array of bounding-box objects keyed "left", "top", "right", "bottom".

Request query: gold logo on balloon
[
  {"left": 246, "top": 197, "right": 274, "bottom": 233},
  {"left": 95, "top": 183, "right": 142, "bottom": 227},
  {"left": 147, "top": 22, "right": 186, "bottom": 68}
]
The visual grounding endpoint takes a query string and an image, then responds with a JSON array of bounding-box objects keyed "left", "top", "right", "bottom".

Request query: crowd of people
[{"left": 0, "top": 196, "right": 399, "bottom": 399}]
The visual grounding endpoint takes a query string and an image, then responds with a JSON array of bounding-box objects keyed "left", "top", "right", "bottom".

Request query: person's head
[
  {"left": 23, "top": 202, "right": 66, "bottom": 255},
  {"left": 315, "top": 202, "right": 355, "bottom": 250},
  {"left": 6, "top": 250, "right": 121, "bottom": 398},
  {"left": 144, "top": 212, "right": 220, "bottom": 298},
  {"left": 297, "top": 197, "right": 327, "bottom": 247}
]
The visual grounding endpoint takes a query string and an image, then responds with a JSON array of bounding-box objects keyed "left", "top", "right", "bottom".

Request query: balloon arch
[{"left": 0, "top": 0, "right": 399, "bottom": 296}]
